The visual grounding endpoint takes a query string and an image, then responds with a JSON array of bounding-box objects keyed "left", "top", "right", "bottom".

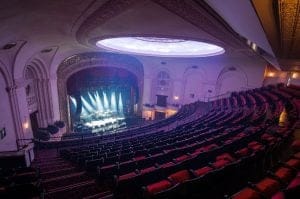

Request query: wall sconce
[
  {"left": 268, "top": 72, "right": 275, "bottom": 77},
  {"left": 174, "top": 96, "right": 179, "bottom": 100},
  {"left": 292, "top": 73, "right": 298, "bottom": 79},
  {"left": 23, "top": 117, "right": 29, "bottom": 130}
]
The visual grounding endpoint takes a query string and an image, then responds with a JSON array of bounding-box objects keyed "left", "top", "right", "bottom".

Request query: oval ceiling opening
[{"left": 96, "top": 37, "right": 225, "bottom": 57}]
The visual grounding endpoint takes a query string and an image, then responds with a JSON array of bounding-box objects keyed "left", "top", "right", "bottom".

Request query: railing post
[{"left": 16, "top": 139, "right": 19, "bottom": 151}]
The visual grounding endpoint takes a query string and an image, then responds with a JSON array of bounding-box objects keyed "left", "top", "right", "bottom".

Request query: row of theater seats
[
  {"left": 0, "top": 167, "right": 42, "bottom": 198},
  {"left": 59, "top": 84, "right": 299, "bottom": 198},
  {"left": 230, "top": 151, "right": 300, "bottom": 199},
  {"left": 41, "top": 101, "right": 202, "bottom": 148}
]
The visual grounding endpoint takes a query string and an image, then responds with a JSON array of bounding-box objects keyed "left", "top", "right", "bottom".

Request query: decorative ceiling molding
[
  {"left": 76, "top": 0, "right": 139, "bottom": 44},
  {"left": 75, "top": 0, "right": 251, "bottom": 54},
  {"left": 252, "top": 0, "right": 300, "bottom": 71},
  {"left": 150, "top": 0, "right": 247, "bottom": 49},
  {"left": 277, "top": 0, "right": 300, "bottom": 58}
]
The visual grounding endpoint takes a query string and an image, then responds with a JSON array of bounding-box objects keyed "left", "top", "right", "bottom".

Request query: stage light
[
  {"left": 70, "top": 96, "right": 77, "bottom": 108},
  {"left": 103, "top": 91, "right": 109, "bottom": 110},
  {"left": 118, "top": 92, "right": 123, "bottom": 114},
  {"left": 88, "top": 92, "right": 97, "bottom": 109},
  {"left": 96, "top": 37, "right": 225, "bottom": 57},
  {"left": 81, "top": 96, "right": 94, "bottom": 113},
  {"left": 95, "top": 91, "right": 104, "bottom": 112},
  {"left": 111, "top": 92, "right": 117, "bottom": 112},
  {"left": 174, "top": 96, "right": 179, "bottom": 100}
]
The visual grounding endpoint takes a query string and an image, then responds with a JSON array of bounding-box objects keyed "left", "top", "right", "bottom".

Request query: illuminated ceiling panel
[{"left": 96, "top": 37, "right": 225, "bottom": 57}]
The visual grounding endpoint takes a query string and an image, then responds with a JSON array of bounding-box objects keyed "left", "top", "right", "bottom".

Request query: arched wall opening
[
  {"left": 57, "top": 52, "right": 144, "bottom": 131},
  {"left": 24, "top": 59, "right": 53, "bottom": 131},
  {"left": 215, "top": 66, "right": 248, "bottom": 96}
]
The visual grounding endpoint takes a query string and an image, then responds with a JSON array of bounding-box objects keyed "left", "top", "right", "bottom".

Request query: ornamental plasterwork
[{"left": 278, "top": 0, "right": 300, "bottom": 58}]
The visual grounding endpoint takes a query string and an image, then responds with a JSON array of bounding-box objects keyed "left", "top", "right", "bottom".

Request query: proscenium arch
[
  {"left": 215, "top": 66, "right": 248, "bottom": 96},
  {"left": 57, "top": 52, "right": 144, "bottom": 130}
]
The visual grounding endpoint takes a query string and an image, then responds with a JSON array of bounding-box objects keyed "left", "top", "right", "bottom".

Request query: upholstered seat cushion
[
  {"left": 118, "top": 171, "right": 137, "bottom": 181},
  {"left": 256, "top": 178, "right": 281, "bottom": 198},
  {"left": 216, "top": 153, "right": 235, "bottom": 162},
  {"left": 174, "top": 155, "right": 190, "bottom": 162},
  {"left": 168, "top": 170, "right": 191, "bottom": 183},
  {"left": 248, "top": 141, "right": 260, "bottom": 147},
  {"left": 140, "top": 166, "right": 156, "bottom": 174},
  {"left": 134, "top": 156, "right": 146, "bottom": 161},
  {"left": 160, "top": 162, "right": 175, "bottom": 168},
  {"left": 286, "top": 159, "right": 300, "bottom": 169},
  {"left": 292, "top": 140, "right": 300, "bottom": 152},
  {"left": 275, "top": 167, "right": 294, "bottom": 184},
  {"left": 232, "top": 188, "right": 261, "bottom": 199},
  {"left": 293, "top": 152, "right": 300, "bottom": 159},
  {"left": 212, "top": 159, "right": 231, "bottom": 169},
  {"left": 193, "top": 166, "right": 213, "bottom": 177},
  {"left": 146, "top": 180, "right": 172, "bottom": 195},
  {"left": 206, "top": 144, "right": 218, "bottom": 150},
  {"left": 249, "top": 144, "right": 264, "bottom": 151},
  {"left": 235, "top": 148, "right": 250, "bottom": 157},
  {"left": 236, "top": 132, "right": 246, "bottom": 138},
  {"left": 271, "top": 191, "right": 285, "bottom": 199},
  {"left": 287, "top": 176, "right": 300, "bottom": 189}
]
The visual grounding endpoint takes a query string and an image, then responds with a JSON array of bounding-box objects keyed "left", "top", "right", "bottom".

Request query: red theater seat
[
  {"left": 216, "top": 153, "right": 235, "bottom": 162},
  {"left": 212, "top": 159, "right": 231, "bottom": 169},
  {"left": 275, "top": 167, "right": 295, "bottom": 184},
  {"left": 193, "top": 166, "right": 213, "bottom": 177},
  {"left": 174, "top": 155, "right": 190, "bottom": 162},
  {"left": 286, "top": 159, "right": 300, "bottom": 169},
  {"left": 118, "top": 171, "right": 138, "bottom": 181},
  {"left": 134, "top": 156, "right": 146, "bottom": 161},
  {"left": 287, "top": 176, "right": 300, "bottom": 189},
  {"left": 140, "top": 166, "right": 156, "bottom": 174},
  {"left": 255, "top": 178, "right": 281, "bottom": 198},
  {"left": 291, "top": 140, "right": 300, "bottom": 152},
  {"left": 293, "top": 152, "right": 300, "bottom": 159},
  {"left": 168, "top": 170, "right": 191, "bottom": 183},
  {"left": 271, "top": 191, "right": 285, "bottom": 199},
  {"left": 146, "top": 180, "right": 172, "bottom": 195},
  {"left": 160, "top": 162, "right": 175, "bottom": 169},
  {"left": 235, "top": 148, "right": 250, "bottom": 157},
  {"left": 231, "top": 187, "right": 261, "bottom": 199}
]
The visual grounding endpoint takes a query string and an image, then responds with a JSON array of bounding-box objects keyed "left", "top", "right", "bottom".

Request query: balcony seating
[{"left": 53, "top": 84, "right": 300, "bottom": 198}]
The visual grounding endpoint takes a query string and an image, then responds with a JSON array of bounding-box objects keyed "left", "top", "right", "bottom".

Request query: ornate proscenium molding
[{"left": 57, "top": 52, "right": 144, "bottom": 130}]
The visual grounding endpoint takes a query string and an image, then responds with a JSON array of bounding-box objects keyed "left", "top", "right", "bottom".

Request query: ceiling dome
[{"left": 96, "top": 37, "right": 225, "bottom": 57}]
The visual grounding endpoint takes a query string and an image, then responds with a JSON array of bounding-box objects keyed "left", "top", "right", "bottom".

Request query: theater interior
[{"left": 0, "top": 0, "right": 300, "bottom": 198}]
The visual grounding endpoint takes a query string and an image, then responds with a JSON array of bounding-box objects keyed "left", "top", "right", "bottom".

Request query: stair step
[
  {"left": 41, "top": 167, "right": 77, "bottom": 179},
  {"left": 39, "top": 163, "right": 72, "bottom": 172},
  {"left": 43, "top": 172, "right": 90, "bottom": 190},
  {"left": 82, "top": 191, "right": 113, "bottom": 199},
  {"left": 43, "top": 171, "right": 85, "bottom": 183},
  {"left": 46, "top": 180, "right": 99, "bottom": 199},
  {"left": 33, "top": 160, "right": 66, "bottom": 167}
]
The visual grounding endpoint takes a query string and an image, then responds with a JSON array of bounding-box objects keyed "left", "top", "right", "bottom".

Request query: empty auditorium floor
[{"left": 32, "top": 149, "right": 113, "bottom": 199}]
